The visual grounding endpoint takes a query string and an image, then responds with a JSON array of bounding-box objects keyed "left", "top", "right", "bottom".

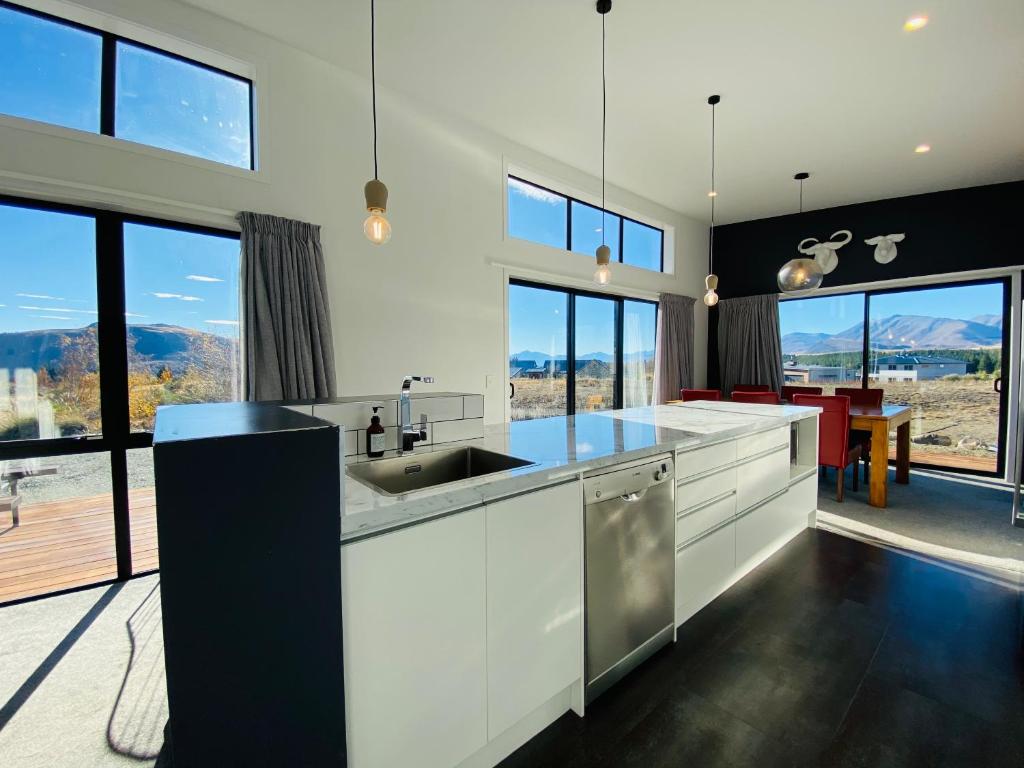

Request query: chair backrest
[
  {"left": 733, "top": 384, "right": 770, "bottom": 392},
  {"left": 793, "top": 394, "right": 851, "bottom": 468},
  {"left": 834, "top": 387, "right": 883, "bottom": 408},
  {"left": 731, "top": 391, "right": 781, "bottom": 405},
  {"left": 782, "top": 385, "right": 823, "bottom": 401},
  {"left": 681, "top": 388, "right": 722, "bottom": 402}
]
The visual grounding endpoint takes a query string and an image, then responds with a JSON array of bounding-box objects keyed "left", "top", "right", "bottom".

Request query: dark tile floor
[{"left": 499, "top": 529, "right": 1024, "bottom": 768}]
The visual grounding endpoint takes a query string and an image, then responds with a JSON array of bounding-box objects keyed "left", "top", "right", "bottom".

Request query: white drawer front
[
  {"left": 676, "top": 493, "right": 736, "bottom": 546},
  {"left": 735, "top": 446, "right": 789, "bottom": 513},
  {"left": 676, "top": 466, "right": 737, "bottom": 513},
  {"left": 737, "top": 426, "right": 789, "bottom": 460},
  {"left": 675, "top": 521, "right": 735, "bottom": 625},
  {"left": 676, "top": 440, "right": 737, "bottom": 481}
]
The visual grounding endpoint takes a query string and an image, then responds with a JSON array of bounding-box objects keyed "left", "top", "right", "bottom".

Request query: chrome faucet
[{"left": 399, "top": 375, "right": 434, "bottom": 453}]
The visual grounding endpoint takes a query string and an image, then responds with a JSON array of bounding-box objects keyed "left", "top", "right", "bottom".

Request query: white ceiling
[{"left": 182, "top": 0, "right": 1024, "bottom": 224}]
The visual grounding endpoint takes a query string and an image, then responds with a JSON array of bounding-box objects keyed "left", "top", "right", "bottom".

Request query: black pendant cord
[
  {"left": 601, "top": 12, "right": 606, "bottom": 247},
  {"left": 709, "top": 99, "right": 715, "bottom": 273},
  {"left": 371, "top": 0, "right": 378, "bottom": 180},
  {"left": 799, "top": 177, "right": 803, "bottom": 214}
]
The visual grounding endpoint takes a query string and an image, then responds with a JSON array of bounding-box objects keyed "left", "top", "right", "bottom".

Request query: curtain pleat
[
  {"left": 652, "top": 293, "right": 696, "bottom": 404},
  {"left": 717, "top": 294, "right": 783, "bottom": 397}
]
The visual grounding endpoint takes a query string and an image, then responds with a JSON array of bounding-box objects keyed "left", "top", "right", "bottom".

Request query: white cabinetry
[
  {"left": 341, "top": 510, "right": 488, "bottom": 768},
  {"left": 485, "top": 481, "right": 582, "bottom": 739}
]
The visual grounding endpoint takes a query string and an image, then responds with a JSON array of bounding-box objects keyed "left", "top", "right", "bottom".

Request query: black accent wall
[{"left": 708, "top": 180, "right": 1024, "bottom": 387}]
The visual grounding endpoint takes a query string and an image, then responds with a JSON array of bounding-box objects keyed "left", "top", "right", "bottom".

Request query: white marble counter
[{"left": 340, "top": 402, "right": 818, "bottom": 543}]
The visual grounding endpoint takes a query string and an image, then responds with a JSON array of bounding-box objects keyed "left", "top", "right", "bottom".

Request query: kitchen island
[{"left": 339, "top": 401, "right": 820, "bottom": 768}]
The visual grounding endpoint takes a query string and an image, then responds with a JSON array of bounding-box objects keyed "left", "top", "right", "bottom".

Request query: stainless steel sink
[{"left": 347, "top": 446, "right": 535, "bottom": 496}]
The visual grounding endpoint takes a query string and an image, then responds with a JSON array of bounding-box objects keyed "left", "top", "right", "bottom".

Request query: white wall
[{"left": 0, "top": 0, "right": 708, "bottom": 423}]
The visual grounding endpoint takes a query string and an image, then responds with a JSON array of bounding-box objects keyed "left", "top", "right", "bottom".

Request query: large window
[
  {"left": 0, "top": 1, "right": 254, "bottom": 169},
  {"left": 780, "top": 280, "right": 1009, "bottom": 475},
  {"left": 509, "top": 280, "right": 657, "bottom": 421},
  {"left": 508, "top": 176, "right": 665, "bottom": 273},
  {"left": 0, "top": 196, "right": 242, "bottom": 602}
]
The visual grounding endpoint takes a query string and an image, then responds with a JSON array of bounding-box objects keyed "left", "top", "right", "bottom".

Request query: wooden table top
[{"left": 849, "top": 404, "right": 912, "bottom": 425}]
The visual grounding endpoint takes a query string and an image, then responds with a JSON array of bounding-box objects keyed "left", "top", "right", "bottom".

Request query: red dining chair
[
  {"left": 733, "top": 384, "right": 771, "bottom": 392},
  {"left": 793, "top": 394, "right": 862, "bottom": 502},
  {"left": 781, "top": 385, "right": 823, "bottom": 401},
  {"left": 731, "top": 391, "right": 781, "bottom": 405},
  {"left": 835, "top": 387, "right": 884, "bottom": 481},
  {"left": 681, "top": 388, "right": 722, "bottom": 402}
]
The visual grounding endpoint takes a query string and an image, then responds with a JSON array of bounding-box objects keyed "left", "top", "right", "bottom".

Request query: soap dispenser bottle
[{"left": 366, "top": 406, "right": 386, "bottom": 458}]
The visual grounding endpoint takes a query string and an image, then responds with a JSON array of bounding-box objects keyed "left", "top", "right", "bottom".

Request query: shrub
[{"left": 0, "top": 417, "right": 40, "bottom": 441}]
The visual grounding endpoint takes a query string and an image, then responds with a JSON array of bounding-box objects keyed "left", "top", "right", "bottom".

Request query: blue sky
[
  {"left": 0, "top": 4, "right": 250, "bottom": 169},
  {"left": 780, "top": 283, "right": 1003, "bottom": 337},
  {"left": 508, "top": 284, "right": 656, "bottom": 358},
  {"left": 0, "top": 204, "right": 240, "bottom": 338}
]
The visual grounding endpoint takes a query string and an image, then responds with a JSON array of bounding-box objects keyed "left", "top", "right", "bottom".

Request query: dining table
[{"left": 849, "top": 403, "right": 912, "bottom": 508}]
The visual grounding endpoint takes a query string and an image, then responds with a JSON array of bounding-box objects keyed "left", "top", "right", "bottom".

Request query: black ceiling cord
[
  {"left": 370, "top": 0, "right": 378, "bottom": 180},
  {"left": 599, "top": 0, "right": 609, "bottom": 246},
  {"left": 708, "top": 95, "right": 719, "bottom": 272}
]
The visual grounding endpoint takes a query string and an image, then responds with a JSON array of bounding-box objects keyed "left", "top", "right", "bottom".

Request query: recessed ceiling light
[
  {"left": 914, "top": 143, "right": 931, "bottom": 153},
  {"left": 903, "top": 15, "right": 928, "bottom": 32},
  {"left": 707, "top": 190, "right": 718, "bottom": 198}
]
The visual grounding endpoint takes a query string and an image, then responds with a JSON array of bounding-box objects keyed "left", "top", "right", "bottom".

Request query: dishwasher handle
[{"left": 620, "top": 489, "right": 649, "bottom": 502}]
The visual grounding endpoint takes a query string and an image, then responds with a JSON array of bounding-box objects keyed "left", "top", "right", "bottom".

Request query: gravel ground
[{"left": 3, "top": 449, "right": 155, "bottom": 505}]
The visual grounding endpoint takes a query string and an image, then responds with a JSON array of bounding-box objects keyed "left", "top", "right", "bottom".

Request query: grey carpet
[
  {"left": 815, "top": 466, "right": 1024, "bottom": 584},
  {"left": 0, "top": 575, "right": 165, "bottom": 768}
]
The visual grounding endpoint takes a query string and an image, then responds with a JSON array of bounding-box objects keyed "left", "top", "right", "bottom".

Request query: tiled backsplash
[{"left": 281, "top": 393, "right": 484, "bottom": 458}]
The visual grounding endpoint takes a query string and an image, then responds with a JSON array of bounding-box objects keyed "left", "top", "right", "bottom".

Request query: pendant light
[
  {"left": 777, "top": 173, "right": 825, "bottom": 292},
  {"left": 702, "top": 95, "right": 721, "bottom": 307},
  {"left": 593, "top": 0, "right": 612, "bottom": 285},
  {"left": 363, "top": 0, "right": 391, "bottom": 245}
]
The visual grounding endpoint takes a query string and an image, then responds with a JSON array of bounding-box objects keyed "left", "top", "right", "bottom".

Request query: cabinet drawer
[
  {"left": 676, "top": 492, "right": 736, "bottom": 546},
  {"left": 676, "top": 466, "right": 737, "bottom": 513},
  {"left": 737, "top": 426, "right": 789, "bottom": 460},
  {"left": 675, "top": 521, "right": 735, "bottom": 625},
  {"left": 735, "top": 446, "right": 789, "bottom": 512},
  {"left": 676, "top": 440, "right": 736, "bottom": 481}
]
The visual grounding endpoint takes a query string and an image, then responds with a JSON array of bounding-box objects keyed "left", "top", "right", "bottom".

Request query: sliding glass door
[
  {"left": 0, "top": 195, "right": 242, "bottom": 602},
  {"left": 508, "top": 280, "right": 656, "bottom": 421},
  {"left": 780, "top": 278, "right": 1010, "bottom": 476}
]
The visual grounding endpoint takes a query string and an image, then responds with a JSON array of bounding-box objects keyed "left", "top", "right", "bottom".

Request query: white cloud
[
  {"left": 150, "top": 292, "right": 204, "bottom": 302},
  {"left": 17, "top": 293, "right": 65, "bottom": 301},
  {"left": 124, "top": 312, "right": 148, "bottom": 318},
  {"left": 19, "top": 305, "right": 97, "bottom": 314},
  {"left": 186, "top": 274, "right": 224, "bottom": 283},
  {"left": 204, "top": 319, "right": 239, "bottom": 326},
  {"left": 32, "top": 315, "right": 75, "bottom": 321},
  {"left": 508, "top": 177, "right": 563, "bottom": 205}
]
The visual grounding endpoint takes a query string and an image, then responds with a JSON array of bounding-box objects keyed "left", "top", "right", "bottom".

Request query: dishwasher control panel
[{"left": 583, "top": 456, "right": 673, "bottom": 504}]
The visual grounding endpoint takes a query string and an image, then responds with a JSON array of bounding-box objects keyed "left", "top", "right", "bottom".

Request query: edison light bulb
[
  {"left": 703, "top": 289, "right": 719, "bottom": 307},
  {"left": 594, "top": 263, "right": 611, "bottom": 285},
  {"left": 363, "top": 209, "right": 391, "bottom": 245},
  {"left": 703, "top": 273, "right": 719, "bottom": 306}
]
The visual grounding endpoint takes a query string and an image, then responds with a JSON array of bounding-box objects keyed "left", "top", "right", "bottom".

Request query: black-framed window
[
  {"left": 0, "top": 1, "right": 254, "bottom": 169},
  {"left": 508, "top": 279, "right": 658, "bottom": 421},
  {"left": 0, "top": 193, "right": 242, "bottom": 603},
  {"left": 778, "top": 277, "right": 1011, "bottom": 477},
  {"left": 507, "top": 175, "right": 665, "bottom": 273}
]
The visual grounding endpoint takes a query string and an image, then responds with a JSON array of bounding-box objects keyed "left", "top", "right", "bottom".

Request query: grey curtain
[
  {"left": 652, "top": 293, "right": 696, "bottom": 404},
  {"left": 238, "top": 212, "right": 337, "bottom": 401},
  {"left": 717, "top": 294, "right": 784, "bottom": 397}
]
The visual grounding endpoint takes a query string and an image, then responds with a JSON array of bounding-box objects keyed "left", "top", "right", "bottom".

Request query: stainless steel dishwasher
[{"left": 584, "top": 454, "right": 675, "bottom": 703}]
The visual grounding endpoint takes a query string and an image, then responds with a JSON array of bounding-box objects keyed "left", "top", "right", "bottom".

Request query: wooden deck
[
  {"left": 887, "top": 448, "right": 997, "bottom": 473},
  {"left": 0, "top": 488, "right": 157, "bottom": 604}
]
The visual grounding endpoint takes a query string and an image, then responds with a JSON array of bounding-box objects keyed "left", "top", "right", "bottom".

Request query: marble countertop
[{"left": 340, "top": 402, "right": 818, "bottom": 544}]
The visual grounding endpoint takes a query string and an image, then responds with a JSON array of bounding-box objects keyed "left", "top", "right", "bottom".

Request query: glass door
[
  {"left": 574, "top": 295, "right": 618, "bottom": 413},
  {"left": 867, "top": 280, "right": 1008, "bottom": 475},
  {"left": 508, "top": 283, "right": 569, "bottom": 421}
]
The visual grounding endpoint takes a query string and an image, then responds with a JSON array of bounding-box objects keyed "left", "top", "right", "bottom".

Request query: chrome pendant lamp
[
  {"left": 363, "top": 0, "right": 391, "bottom": 244},
  {"left": 593, "top": 0, "right": 612, "bottom": 285},
  {"left": 702, "top": 95, "right": 721, "bottom": 307},
  {"left": 777, "top": 173, "right": 824, "bottom": 292}
]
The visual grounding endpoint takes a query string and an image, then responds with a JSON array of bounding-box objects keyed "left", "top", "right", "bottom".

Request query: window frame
[
  {"left": 779, "top": 275, "right": 1011, "bottom": 477},
  {"left": 0, "top": 0, "right": 256, "bottom": 170},
  {"left": 508, "top": 175, "right": 665, "bottom": 274},
  {"left": 0, "top": 192, "right": 241, "bottom": 587},
  {"left": 509, "top": 278, "right": 658, "bottom": 417}
]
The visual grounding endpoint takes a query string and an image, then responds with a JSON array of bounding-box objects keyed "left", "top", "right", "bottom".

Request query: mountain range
[
  {"left": 511, "top": 350, "right": 654, "bottom": 364},
  {"left": 0, "top": 323, "right": 238, "bottom": 375},
  {"left": 782, "top": 314, "right": 1002, "bottom": 355}
]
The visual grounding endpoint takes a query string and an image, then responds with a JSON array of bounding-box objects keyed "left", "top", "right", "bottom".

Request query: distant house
[
  {"left": 870, "top": 355, "right": 967, "bottom": 382},
  {"left": 783, "top": 362, "right": 860, "bottom": 383},
  {"left": 509, "top": 359, "right": 539, "bottom": 379}
]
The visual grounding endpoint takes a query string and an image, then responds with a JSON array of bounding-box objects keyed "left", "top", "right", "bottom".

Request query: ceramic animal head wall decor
[
  {"left": 797, "top": 230, "right": 852, "bottom": 274},
  {"left": 864, "top": 233, "right": 906, "bottom": 264}
]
